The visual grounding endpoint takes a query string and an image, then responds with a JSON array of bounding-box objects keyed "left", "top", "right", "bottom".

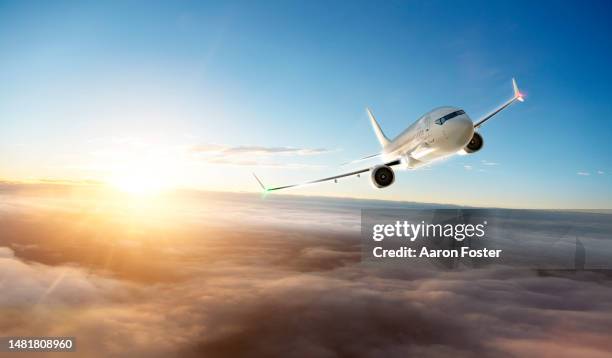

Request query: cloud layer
[{"left": 1, "top": 186, "right": 611, "bottom": 357}]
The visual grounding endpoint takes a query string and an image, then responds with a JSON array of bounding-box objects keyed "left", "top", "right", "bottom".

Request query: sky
[{"left": 1, "top": 0, "right": 612, "bottom": 208}]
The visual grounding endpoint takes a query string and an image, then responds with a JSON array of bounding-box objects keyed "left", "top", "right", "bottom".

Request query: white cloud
[
  {"left": 190, "top": 144, "right": 332, "bottom": 168},
  {"left": 597, "top": 170, "right": 605, "bottom": 175},
  {"left": 577, "top": 172, "right": 590, "bottom": 176},
  {"left": 0, "top": 247, "right": 125, "bottom": 307},
  {"left": 191, "top": 145, "right": 331, "bottom": 157},
  {"left": 481, "top": 160, "right": 499, "bottom": 166},
  {"left": 464, "top": 165, "right": 473, "bottom": 170},
  {"left": 0, "top": 246, "right": 15, "bottom": 258}
]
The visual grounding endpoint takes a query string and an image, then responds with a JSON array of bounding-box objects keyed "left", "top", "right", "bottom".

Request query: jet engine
[
  {"left": 463, "top": 132, "right": 484, "bottom": 153},
  {"left": 371, "top": 165, "right": 395, "bottom": 188}
]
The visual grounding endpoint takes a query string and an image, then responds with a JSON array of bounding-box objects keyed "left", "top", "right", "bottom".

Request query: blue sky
[{"left": 1, "top": 0, "right": 611, "bottom": 208}]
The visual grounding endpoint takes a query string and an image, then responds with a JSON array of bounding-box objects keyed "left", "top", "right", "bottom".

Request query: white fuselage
[{"left": 381, "top": 106, "right": 474, "bottom": 168}]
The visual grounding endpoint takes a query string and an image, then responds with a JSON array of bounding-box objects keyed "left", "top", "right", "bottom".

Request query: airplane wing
[
  {"left": 253, "top": 159, "right": 401, "bottom": 192},
  {"left": 473, "top": 78, "right": 524, "bottom": 128}
]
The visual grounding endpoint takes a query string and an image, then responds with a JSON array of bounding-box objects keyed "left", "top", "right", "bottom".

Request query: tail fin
[
  {"left": 512, "top": 78, "right": 524, "bottom": 102},
  {"left": 366, "top": 108, "right": 390, "bottom": 148}
]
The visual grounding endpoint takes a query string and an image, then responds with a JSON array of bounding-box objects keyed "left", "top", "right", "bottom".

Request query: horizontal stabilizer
[{"left": 340, "top": 152, "right": 382, "bottom": 166}]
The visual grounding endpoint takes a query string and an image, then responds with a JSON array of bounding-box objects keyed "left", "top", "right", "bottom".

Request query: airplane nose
[
  {"left": 445, "top": 117, "right": 474, "bottom": 147},
  {"left": 459, "top": 116, "right": 473, "bottom": 131}
]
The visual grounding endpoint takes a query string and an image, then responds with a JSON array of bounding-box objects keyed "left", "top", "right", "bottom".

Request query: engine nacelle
[
  {"left": 464, "top": 132, "right": 484, "bottom": 154},
  {"left": 370, "top": 165, "right": 395, "bottom": 188}
]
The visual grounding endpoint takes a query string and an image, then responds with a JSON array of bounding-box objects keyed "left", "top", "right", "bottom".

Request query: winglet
[
  {"left": 252, "top": 173, "right": 267, "bottom": 192},
  {"left": 473, "top": 77, "right": 525, "bottom": 128},
  {"left": 366, "top": 108, "right": 390, "bottom": 148},
  {"left": 512, "top": 78, "right": 524, "bottom": 102}
]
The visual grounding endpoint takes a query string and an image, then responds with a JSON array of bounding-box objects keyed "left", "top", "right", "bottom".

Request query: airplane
[{"left": 253, "top": 78, "right": 524, "bottom": 192}]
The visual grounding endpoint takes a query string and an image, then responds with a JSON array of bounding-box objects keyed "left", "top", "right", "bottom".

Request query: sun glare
[
  {"left": 106, "top": 159, "right": 178, "bottom": 196},
  {"left": 93, "top": 138, "right": 189, "bottom": 196},
  {"left": 110, "top": 172, "right": 167, "bottom": 195}
]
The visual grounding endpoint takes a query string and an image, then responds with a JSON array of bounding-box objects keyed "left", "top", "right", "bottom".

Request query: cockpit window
[{"left": 434, "top": 110, "right": 465, "bottom": 125}]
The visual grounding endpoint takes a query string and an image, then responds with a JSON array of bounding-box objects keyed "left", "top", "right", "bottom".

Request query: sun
[
  {"left": 110, "top": 173, "right": 165, "bottom": 195},
  {"left": 94, "top": 138, "right": 188, "bottom": 196},
  {"left": 108, "top": 164, "right": 174, "bottom": 196}
]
